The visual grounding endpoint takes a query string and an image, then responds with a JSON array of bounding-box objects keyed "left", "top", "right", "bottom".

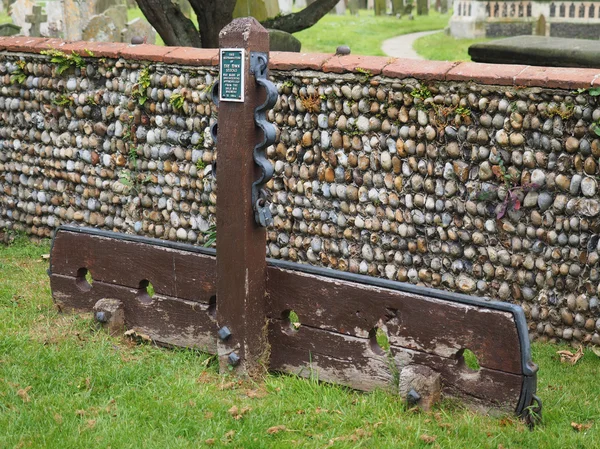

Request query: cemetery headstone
[
  {"left": 440, "top": 0, "right": 448, "bottom": 14},
  {"left": 278, "top": 0, "right": 293, "bottom": 14},
  {"left": 63, "top": 0, "right": 98, "bottom": 41},
  {"left": 536, "top": 14, "right": 546, "bottom": 36},
  {"left": 234, "top": 0, "right": 280, "bottom": 21},
  {"left": 334, "top": 0, "right": 346, "bottom": 15},
  {"left": 95, "top": 0, "right": 123, "bottom": 14},
  {"left": 392, "top": 0, "right": 402, "bottom": 14},
  {"left": 469, "top": 35, "right": 600, "bottom": 68},
  {"left": 0, "top": 23, "right": 20, "bottom": 36},
  {"left": 103, "top": 4, "right": 127, "bottom": 34},
  {"left": 25, "top": 4, "right": 46, "bottom": 37},
  {"left": 122, "top": 17, "right": 156, "bottom": 45},
  {"left": 374, "top": 0, "right": 385, "bottom": 15},
  {"left": 10, "top": 0, "right": 34, "bottom": 33},
  {"left": 348, "top": 0, "right": 359, "bottom": 15},
  {"left": 82, "top": 13, "right": 120, "bottom": 42},
  {"left": 268, "top": 28, "right": 301, "bottom": 51},
  {"left": 417, "top": 0, "right": 428, "bottom": 15},
  {"left": 295, "top": 0, "right": 307, "bottom": 8},
  {"left": 178, "top": 0, "right": 191, "bottom": 18}
]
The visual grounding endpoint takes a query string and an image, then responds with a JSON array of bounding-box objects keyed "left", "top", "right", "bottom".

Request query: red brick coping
[{"left": 1, "top": 36, "right": 600, "bottom": 90}]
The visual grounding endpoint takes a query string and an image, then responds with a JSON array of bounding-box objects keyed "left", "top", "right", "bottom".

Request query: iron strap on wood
[{"left": 249, "top": 51, "right": 277, "bottom": 228}]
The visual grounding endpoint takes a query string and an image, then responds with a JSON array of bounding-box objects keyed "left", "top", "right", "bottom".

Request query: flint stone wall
[{"left": 2, "top": 37, "right": 600, "bottom": 344}]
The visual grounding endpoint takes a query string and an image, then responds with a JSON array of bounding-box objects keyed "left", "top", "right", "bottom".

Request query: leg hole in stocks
[
  {"left": 456, "top": 348, "right": 481, "bottom": 372},
  {"left": 207, "top": 295, "right": 216, "bottom": 319},
  {"left": 75, "top": 267, "right": 93, "bottom": 292},
  {"left": 281, "top": 310, "right": 301, "bottom": 334},
  {"left": 369, "top": 326, "right": 390, "bottom": 356},
  {"left": 137, "top": 279, "right": 155, "bottom": 304}
]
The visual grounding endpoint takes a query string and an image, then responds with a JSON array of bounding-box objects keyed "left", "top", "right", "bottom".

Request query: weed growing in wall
[
  {"left": 410, "top": 86, "right": 432, "bottom": 100},
  {"left": 169, "top": 92, "right": 185, "bottom": 111},
  {"left": 9, "top": 60, "right": 27, "bottom": 85},
  {"left": 40, "top": 49, "right": 91, "bottom": 75},
  {"left": 52, "top": 94, "right": 74, "bottom": 107},
  {"left": 132, "top": 66, "right": 151, "bottom": 106},
  {"left": 355, "top": 67, "right": 373, "bottom": 83}
]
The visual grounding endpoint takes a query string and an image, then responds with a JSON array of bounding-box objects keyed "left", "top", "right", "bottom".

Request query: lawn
[
  {"left": 1, "top": 237, "right": 600, "bottom": 448},
  {"left": 413, "top": 30, "right": 492, "bottom": 61},
  {"left": 294, "top": 10, "right": 451, "bottom": 56}
]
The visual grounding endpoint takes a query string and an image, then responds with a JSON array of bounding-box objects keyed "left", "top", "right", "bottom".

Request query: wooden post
[{"left": 215, "top": 17, "right": 270, "bottom": 377}]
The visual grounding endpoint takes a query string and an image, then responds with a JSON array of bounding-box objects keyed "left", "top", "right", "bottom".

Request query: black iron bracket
[{"left": 249, "top": 51, "right": 277, "bottom": 227}]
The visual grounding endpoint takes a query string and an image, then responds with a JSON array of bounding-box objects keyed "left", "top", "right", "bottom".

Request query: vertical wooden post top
[{"left": 215, "top": 17, "right": 270, "bottom": 378}]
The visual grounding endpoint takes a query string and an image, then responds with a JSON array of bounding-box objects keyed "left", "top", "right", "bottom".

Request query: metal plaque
[{"left": 219, "top": 48, "right": 245, "bottom": 102}]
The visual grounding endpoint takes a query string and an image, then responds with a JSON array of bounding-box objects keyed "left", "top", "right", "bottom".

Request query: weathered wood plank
[
  {"left": 266, "top": 267, "right": 522, "bottom": 374},
  {"left": 50, "top": 274, "right": 218, "bottom": 352},
  {"left": 50, "top": 230, "right": 216, "bottom": 303},
  {"left": 269, "top": 320, "right": 522, "bottom": 411},
  {"left": 269, "top": 320, "right": 395, "bottom": 391}
]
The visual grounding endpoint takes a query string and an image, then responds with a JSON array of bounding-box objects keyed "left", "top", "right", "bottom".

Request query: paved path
[{"left": 381, "top": 29, "right": 443, "bottom": 60}]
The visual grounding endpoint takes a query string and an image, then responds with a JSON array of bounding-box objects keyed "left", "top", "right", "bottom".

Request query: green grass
[
  {"left": 2, "top": 237, "right": 600, "bottom": 448},
  {"left": 414, "top": 30, "right": 493, "bottom": 61},
  {"left": 294, "top": 10, "right": 450, "bottom": 56}
]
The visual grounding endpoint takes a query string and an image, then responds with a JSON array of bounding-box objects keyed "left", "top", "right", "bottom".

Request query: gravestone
[
  {"left": 469, "top": 35, "right": 600, "bottom": 68},
  {"left": 10, "top": 0, "right": 34, "bottom": 33},
  {"left": 440, "top": 0, "right": 448, "bottom": 14},
  {"left": 0, "top": 23, "right": 20, "bottom": 36},
  {"left": 278, "top": 0, "right": 293, "bottom": 14},
  {"left": 417, "top": 0, "right": 428, "bottom": 15},
  {"left": 536, "top": 14, "right": 546, "bottom": 36},
  {"left": 233, "top": 0, "right": 280, "bottom": 21},
  {"left": 95, "top": 0, "right": 123, "bottom": 13},
  {"left": 348, "top": 0, "right": 359, "bottom": 15},
  {"left": 25, "top": 4, "right": 46, "bottom": 37},
  {"left": 391, "top": 0, "right": 402, "bottom": 14},
  {"left": 104, "top": 4, "right": 127, "bottom": 34},
  {"left": 82, "top": 13, "right": 120, "bottom": 42},
  {"left": 268, "top": 28, "right": 301, "bottom": 51},
  {"left": 334, "top": 0, "right": 346, "bottom": 14},
  {"left": 63, "top": 0, "right": 98, "bottom": 41},
  {"left": 374, "top": 0, "right": 385, "bottom": 15},
  {"left": 122, "top": 17, "right": 156, "bottom": 45},
  {"left": 177, "top": 0, "right": 191, "bottom": 18},
  {"left": 295, "top": 0, "right": 307, "bottom": 8}
]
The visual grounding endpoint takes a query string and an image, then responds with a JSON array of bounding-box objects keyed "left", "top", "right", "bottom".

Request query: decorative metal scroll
[{"left": 250, "top": 52, "right": 277, "bottom": 227}]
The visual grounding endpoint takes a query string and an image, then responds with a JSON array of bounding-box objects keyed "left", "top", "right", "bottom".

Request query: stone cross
[{"left": 25, "top": 4, "right": 46, "bottom": 37}]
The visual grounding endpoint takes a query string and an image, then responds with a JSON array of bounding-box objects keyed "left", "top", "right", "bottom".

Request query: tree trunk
[
  {"left": 135, "top": 0, "right": 202, "bottom": 47},
  {"left": 261, "top": 0, "right": 341, "bottom": 34},
  {"left": 189, "top": 0, "right": 237, "bottom": 48}
]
